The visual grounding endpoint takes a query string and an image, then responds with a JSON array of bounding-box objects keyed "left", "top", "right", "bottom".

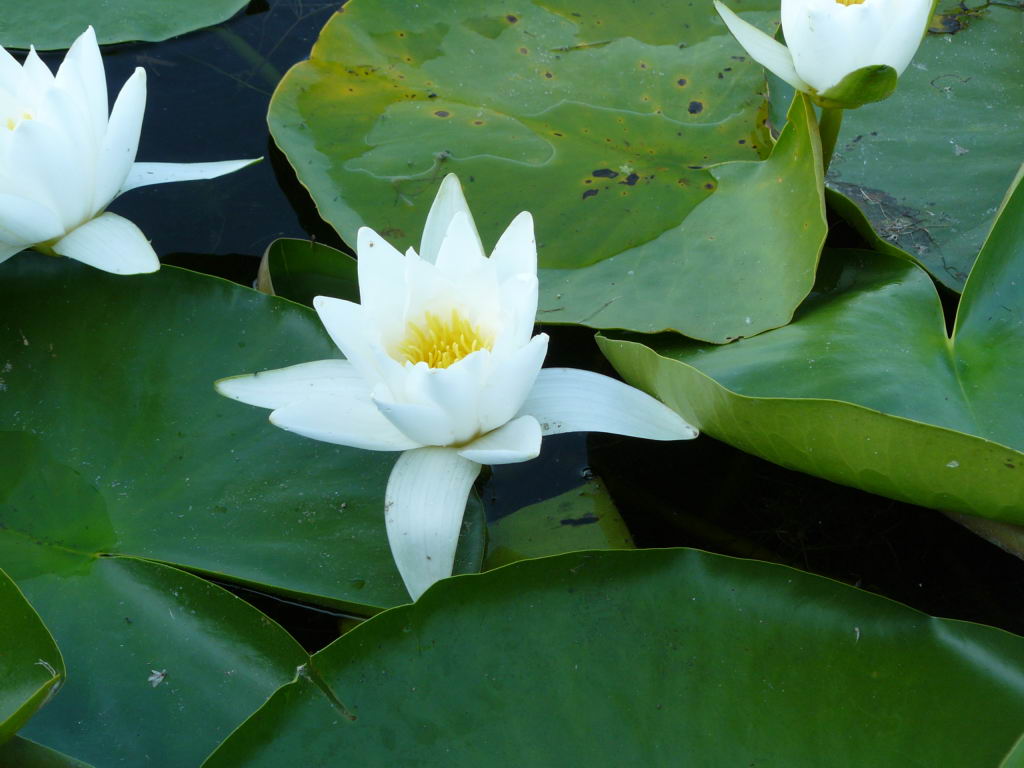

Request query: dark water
[{"left": 31, "top": 0, "right": 1024, "bottom": 650}]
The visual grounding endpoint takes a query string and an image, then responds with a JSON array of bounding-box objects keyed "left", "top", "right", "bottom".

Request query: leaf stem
[{"left": 818, "top": 107, "right": 844, "bottom": 175}]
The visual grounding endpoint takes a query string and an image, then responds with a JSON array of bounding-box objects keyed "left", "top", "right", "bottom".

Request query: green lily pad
[
  {"left": 599, "top": 165, "right": 1024, "bottom": 522},
  {"left": 538, "top": 92, "right": 825, "bottom": 340},
  {"left": 1, "top": 419, "right": 312, "bottom": 763},
  {"left": 257, "top": 238, "right": 359, "bottom": 307},
  {"left": 0, "top": 254, "right": 484, "bottom": 613},
  {"left": 0, "top": 737, "right": 95, "bottom": 768},
  {"left": 824, "top": 4, "right": 1024, "bottom": 291},
  {"left": 269, "top": 0, "right": 829, "bottom": 339},
  {"left": 203, "top": 548, "right": 1024, "bottom": 766},
  {"left": 0, "top": 567, "right": 62, "bottom": 744},
  {"left": 9, "top": 553, "right": 306, "bottom": 765},
  {"left": 1, "top": 0, "right": 250, "bottom": 50}
]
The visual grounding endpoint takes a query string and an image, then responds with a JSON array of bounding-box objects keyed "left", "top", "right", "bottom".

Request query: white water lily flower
[
  {"left": 714, "top": 0, "right": 933, "bottom": 107},
  {"left": 0, "top": 27, "right": 256, "bottom": 274},
  {"left": 217, "top": 174, "right": 698, "bottom": 601}
]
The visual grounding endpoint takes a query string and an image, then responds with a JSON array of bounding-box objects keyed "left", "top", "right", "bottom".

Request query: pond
[{"left": 4, "top": 0, "right": 1024, "bottom": 764}]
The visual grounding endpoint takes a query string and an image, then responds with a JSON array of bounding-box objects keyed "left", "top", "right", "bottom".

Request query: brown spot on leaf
[
  {"left": 434, "top": 110, "right": 450, "bottom": 118},
  {"left": 688, "top": 101, "right": 703, "bottom": 114},
  {"left": 582, "top": 189, "right": 599, "bottom": 200}
]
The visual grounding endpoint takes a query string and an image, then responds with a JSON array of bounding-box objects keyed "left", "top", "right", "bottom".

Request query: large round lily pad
[
  {"left": 4, "top": 554, "right": 306, "bottom": 766},
  {"left": 269, "top": 0, "right": 827, "bottom": 340},
  {"left": 599, "top": 167, "right": 1024, "bottom": 522},
  {"left": 204, "top": 548, "right": 1024, "bottom": 766},
  {"left": 0, "top": 254, "right": 484, "bottom": 615}
]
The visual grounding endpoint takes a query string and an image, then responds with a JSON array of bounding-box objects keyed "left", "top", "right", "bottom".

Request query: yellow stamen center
[
  {"left": 397, "top": 309, "right": 492, "bottom": 369},
  {"left": 5, "top": 111, "right": 33, "bottom": 131},
  {"left": 835, "top": 0, "right": 867, "bottom": 5}
]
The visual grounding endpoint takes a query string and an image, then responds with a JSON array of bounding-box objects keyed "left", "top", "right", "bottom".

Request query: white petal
[
  {"left": 6, "top": 115, "right": 90, "bottom": 229},
  {"left": 269, "top": 393, "right": 420, "bottom": 451},
  {"left": 52, "top": 212, "right": 158, "bottom": 274},
  {"left": 495, "top": 273, "right": 539, "bottom": 350},
  {"left": 434, "top": 210, "right": 487, "bottom": 277},
  {"left": 215, "top": 359, "right": 367, "bottom": 410},
  {"left": 119, "top": 159, "right": 259, "bottom": 195},
  {"left": 419, "top": 350, "right": 488, "bottom": 444},
  {"left": 20, "top": 48, "right": 54, "bottom": 94},
  {"left": 419, "top": 173, "right": 473, "bottom": 265},
  {"left": 0, "top": 44, "right": 23, "bottom": 86},
  {"left": 783, "top": 1, "right": 855, "bottom": 92},
  {"left": 458, "top": 415, "right": 542, "bottom": 465},
  {"left": 373, "top": 394, "right": 456, "bottom": 447},
  {"left": 714, "top": 1, "right": 810, "bottom": 92},
  {"left": 54, "top": 26, "right": 107, "bottom": 143},
  {"left": 518, "top": 368, "right": 699, "bottom": 440},
  {"left": 490, "top": 211, "right": 536, "bottom": 282},
  {"left": 385, "top": 447, "right": 482, "bottom": 600},
  {"left": 400, "top": 252, "right": 498, "bottom": 334},
  {"left": 94, "top": 68, "right": 146, "bottom": 212},
  {"left": 478, "top": 333, "right": 548, "bottom": 434},
  {"left": 356, "top": 226, "right": 406, "bottom": 335},
  {"left": 871, "top": 0, "right": 931, "bottom": 76},
  {"left": 0, "top": 193, "right": 63, "bottom": 246},
  {"left": 311, "top": 295, "right": 388, "bottom": 386}
]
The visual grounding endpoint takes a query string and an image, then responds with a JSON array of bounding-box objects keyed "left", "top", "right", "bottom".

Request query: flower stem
[{"left": 818, "top": 107, "right": 844, "bottom": 175}]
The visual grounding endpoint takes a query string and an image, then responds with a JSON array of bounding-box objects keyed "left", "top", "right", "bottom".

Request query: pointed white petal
[
  {"left": 434, "top": 210, "right": 487, "bottom": 277},
  {"left": 94, "top": 68, "right": 146, "bottom": 212},
  {"left": 519, "top": 368, "right": 698, "bottom": 440},
  {"left": 714, "top": 1, "right": 810, "bottom": 92},
  {"left": 478, "top": 333, "right": 548, "bottom": 433},
  {"left": 55, "top": 26, "right": 107, "bottom": 143},
  {"left": 311, "top": 295, "right": 387, "bottom": 385},
  {"left": 0, "top": 193, "right": 63, "bottom": 246},
  {"left": 268, "top": 392, "right": 420, "bottom": 451},
  {"left": 215, "top": 359, "right": 366, "bottom": 410},
  {"left": 119, "top": 159, "right": 259, "bottom": 195},
  {"left": 52, "top": 212, "right": 158, "bottom": 274},
  {"left": 385, "top": 447, "right": 482, "bottom": 600},
  {"left": 419, "top": 173, "right": 473, "bottom": 265},
  {"left": 490, "top": 211, "right": 536, "bottom": 281},
  {"left": 458, "top": 415, "right": 542, "bottom": 465},
  {"left": 21, "top": 48, "right": 54, "bottom": 94},
  {"left": 356, "top": 226, "right": 406, "bottom": 334}
]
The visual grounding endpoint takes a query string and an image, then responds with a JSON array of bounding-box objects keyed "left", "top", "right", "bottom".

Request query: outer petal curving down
[{"left": 385, "top": 447, "right": 483, "bottom": 601}]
